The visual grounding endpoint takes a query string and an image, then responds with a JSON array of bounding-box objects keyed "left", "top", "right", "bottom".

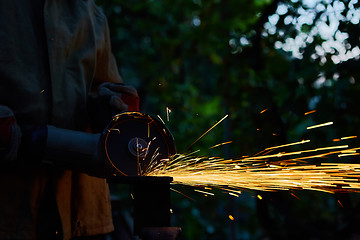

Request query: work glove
[
  {"left": 0, "top": 105, "right": 21, "bottom": 162},
  {"left": 98, "top": 82, "right": 139, "bottom": 112},
  {"left": 88, "top": 82, "right": 139, "bottom": 132}
]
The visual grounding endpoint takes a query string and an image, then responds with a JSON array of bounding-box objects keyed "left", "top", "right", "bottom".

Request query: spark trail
[
  {"left": 146, "top": 143, "right": 360, "bottom": 194},
  {"left": 144, "top": 112, "right": 360, "bottom": 194}
]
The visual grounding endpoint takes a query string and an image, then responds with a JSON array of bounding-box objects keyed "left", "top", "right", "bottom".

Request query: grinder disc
[{"left": 103, "top": 112, "right": 176, "bottom": 176}]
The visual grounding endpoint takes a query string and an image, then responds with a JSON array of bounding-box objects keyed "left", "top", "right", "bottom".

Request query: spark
[
  {"left": 194, "top": 189, "right": 215, "bottom": 196},
  {"left": 133, "top": 112, "right": 360, "bottom": 194},
  {"left": 147, "top": 143, "right": 360, "bottom": 194},
  {"left": 110, "top": 128, "right": 120, "bottom": 134},
  {"left": 209, "top": 141, "right": 233, "bottom": 149},
  {"left": 166, "top": 107, "right": 172, "bottom": 122},
  {"left": 307, "top": 122, "right": 333, "bottom": 130},
  {"left": 40, "top": 89, "right": 45, "bottom": 94},
  {"left": 157, "top": 115, "right": 166, "bottom": 125},
  {"left": 265, "top": 139, "right": 310, "bottom": 150},
  {"left": 291, "top": 192, "right": 301, "bottom": 200},
  {"left": 316, "top": 145, "right": 348, "bottom": 151},
  {"left": 228, "top": 192, "right": 239, "bottom": 197},
  {"left": 304, "top": 110, "right": 316, "bottom": 115},
  {"left": 338, "top": 153, "right": 360, "bottom": 158},
  {"left": 187, "top": 115, "right": 229, "bottom": 150},
  {"left": 228, "top": 215, "right": 235, "bottom": 221},
  {"left": 341, "top": 136, "right": 357, "bottom": 140},
  {"left": 170, "top": 188, "right": 195, "bottom": 201},
  {"left": 257, "top": 195, "right": 262, "bottom": 200},
  {"left": 260, "top": 109, "right": 268, "bottom": 114}
]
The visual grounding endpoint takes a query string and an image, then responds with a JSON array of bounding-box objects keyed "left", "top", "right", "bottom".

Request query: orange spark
[
  {"left": 260, "top": 109, "right": 268, "bottom": 114},
  {"left": 187, "top": 115, "right": 228, "bottom": 150},
  {"left": 209, "top": 141, "right": 233, "bottom": 149},
  {"left": 304, "top": 110, "right": 317, "bottom": 115},
  {"left": 337, "top": 200, "right": 343, "bottom": 208},
  {"left": 291, "top": 192, "right": 301, "bottom": 200}
]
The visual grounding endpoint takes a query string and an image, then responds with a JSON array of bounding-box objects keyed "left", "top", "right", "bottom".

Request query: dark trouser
[
  {"left": 36, "top": 179, "right": 63, "bottom": 240},
  {"left": 36, "top": 182, "right": 109, "bottom": 240}
]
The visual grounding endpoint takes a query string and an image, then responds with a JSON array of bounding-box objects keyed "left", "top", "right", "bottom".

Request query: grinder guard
[{"left": 103, "top": 112, "right": 176, "bottom": 176}]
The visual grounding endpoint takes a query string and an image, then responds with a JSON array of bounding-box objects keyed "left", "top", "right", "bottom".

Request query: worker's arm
[
  {"left": 0, "top": 105, "right": 107, "bottom": 177},
  {"left": 87, "top": 12, "right": 139, "bottom": 130}
]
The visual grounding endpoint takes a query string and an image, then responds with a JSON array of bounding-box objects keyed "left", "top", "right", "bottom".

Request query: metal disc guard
[{"left": 103, "top": 112, "right": 176, "bottom": 176}]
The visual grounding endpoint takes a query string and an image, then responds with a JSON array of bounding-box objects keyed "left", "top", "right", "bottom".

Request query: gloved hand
[
  {"left": 88, "top": 82, "right": 140, "bottom": 132},
  {"left": 98, "top": 82, "right": 139, "bottom": 112},
  {"left": 0, "top": 105, "right": 21, "bottom": 162}
]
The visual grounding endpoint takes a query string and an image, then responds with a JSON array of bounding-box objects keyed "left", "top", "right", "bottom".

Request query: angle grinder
[
  {"left": 45, "top": 112, "right": 180, "bottom": 238},
  {"left": 45, "top": 112, "right": 176, "bottom": 177}
]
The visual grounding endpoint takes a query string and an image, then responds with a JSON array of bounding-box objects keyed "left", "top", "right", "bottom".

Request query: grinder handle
[{"left": 45, "top": 125, "right": 102, "bottom": 174}]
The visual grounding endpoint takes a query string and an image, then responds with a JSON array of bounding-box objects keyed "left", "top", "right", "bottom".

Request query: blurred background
[{"left": 96, "top": 0, "right": 360, "bottom": 239}]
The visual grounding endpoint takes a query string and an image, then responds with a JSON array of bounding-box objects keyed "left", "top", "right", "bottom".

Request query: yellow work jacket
[{"left": 0, "top": 0, "right": 121, "bottom": 239}]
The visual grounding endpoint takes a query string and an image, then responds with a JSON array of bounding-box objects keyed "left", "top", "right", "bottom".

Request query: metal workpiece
[{"left": 109, "top": 176, "right": 181, "bottom": 240}]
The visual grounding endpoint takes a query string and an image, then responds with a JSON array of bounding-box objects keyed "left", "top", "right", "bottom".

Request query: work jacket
[{"left": 0, "top": 1, "right": 121, "bottom": 239}]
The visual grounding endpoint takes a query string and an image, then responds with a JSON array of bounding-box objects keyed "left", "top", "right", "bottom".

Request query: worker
[{"left": 0, "top": 1, "right": 138, "bottom": 239}]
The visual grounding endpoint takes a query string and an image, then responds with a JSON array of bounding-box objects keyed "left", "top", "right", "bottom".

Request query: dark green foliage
[{"left": 98, "top": 0, "right": 360, "bottom": 239}]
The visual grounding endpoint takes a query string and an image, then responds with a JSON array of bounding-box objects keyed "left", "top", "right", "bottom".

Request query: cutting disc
[{"left": 103, "top": 112, "right": 176, "bottom": 176}]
